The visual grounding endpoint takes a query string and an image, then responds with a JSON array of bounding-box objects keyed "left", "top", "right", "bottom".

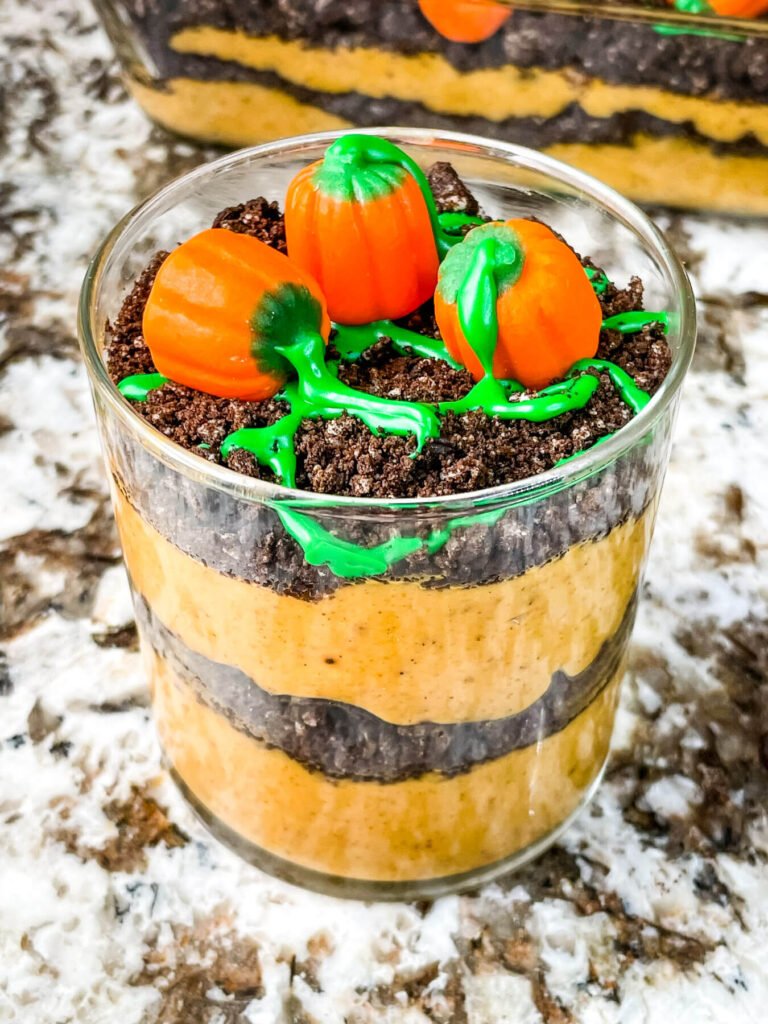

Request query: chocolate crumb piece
[
  {"left": 337, "top": 339, "right": 474, "bottom": 403},
  {"left": 105, "top": 251, "right": 166, "bottom": 380},
  {"left": 427, "top": 161, "right": 481, "bottom": 216},
  {"left": 294, "top": 416, "right": 418, "bottom": 497},
  {"left": 598, "top": 272, "right": 645, "bottom": 318},
  {"left": 212, "top": 196, "right": 287, "bottom": 252}
]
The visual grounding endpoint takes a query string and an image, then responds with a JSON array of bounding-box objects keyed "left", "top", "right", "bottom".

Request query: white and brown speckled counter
[{"left": 1, "top": 1, "right": 768, "bottom": 1021}]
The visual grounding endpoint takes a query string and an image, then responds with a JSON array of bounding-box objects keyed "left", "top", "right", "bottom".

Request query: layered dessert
[
  {"left": 98, "top": 0, "right": 768, "bottom": 211},
  {"left": 101, "top": 135, "right": 675, "bottom": 894}
]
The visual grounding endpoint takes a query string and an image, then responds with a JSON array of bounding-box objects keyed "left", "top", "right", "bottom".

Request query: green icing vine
[
  {"left": 276, "top": 333, "right": 440, "bottom": 452},
  {"left": 117, "top": 373, "right": 169, "bottom": 401},
  {"left": 221, "top": 390, "right": 303, "bottom": 487},
  {"left": 274, "top": 505, "right": 425, "bottom": 578},
  {"left": 455, "top": 236, "right": 507, "bottom": 375},
  {"left": 568, "top": 358, "right": 651, "bottom": 414},
  {"left": 439, "top": 375, "right": 599, "bottom": 420},
  {"left": 602, "top": 311, "right": 669, "bottom": 334},
  {"left": 274, "top": 503, "right": 506, "bottom": 579},
  {"left": 221, "top": 334, "right": 441, "bottom": 487},
  {"left": 332, "top": 319, "right": 462, "bottom": 368},
  {"left": 585, "top": 267, "right": 610, "bottom": 294}
]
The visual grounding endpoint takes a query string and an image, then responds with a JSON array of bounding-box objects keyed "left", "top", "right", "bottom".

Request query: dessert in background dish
[
  {"left": 79, "top": 131, "right": 694, "bottom": 898},
  {"left": 95, "top": 0, "right": 768, "bottom": 212}
]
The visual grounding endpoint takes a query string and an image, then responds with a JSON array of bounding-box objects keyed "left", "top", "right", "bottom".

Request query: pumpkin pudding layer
[
  {"left": 103, "top": 151, "right": 674, "bottom": 890},
  {"left": 112, "top": 0, "right": 768, "bottom": 211}
]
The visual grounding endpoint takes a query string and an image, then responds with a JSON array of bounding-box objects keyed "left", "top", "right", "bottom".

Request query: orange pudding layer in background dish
[
  {"left": 90, "top": 137, "right": 686, "bottom": 897},
  {"left": 95, "top": 0, "right": 768, "bottom": 212}
]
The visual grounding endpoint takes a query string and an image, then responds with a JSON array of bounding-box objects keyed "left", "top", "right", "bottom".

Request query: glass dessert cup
[
  {"left": 94, "top": 0, "right": 768, "bottom": 214},
  {"left": 78, "top": 129, "right": 695, "bottom": 900}
]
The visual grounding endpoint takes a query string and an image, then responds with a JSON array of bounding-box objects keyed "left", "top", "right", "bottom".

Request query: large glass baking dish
[{"left": 94, "top": 0, "right": 768, "bottom": 213}]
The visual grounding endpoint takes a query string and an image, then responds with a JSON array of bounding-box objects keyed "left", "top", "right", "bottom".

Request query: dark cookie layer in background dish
[
  {"left": 119, "top": 53, "right": 768, "bottom": 161},
  {"left": 118, "top": 0, "right": 768, "bottom": 103},
  {"left": 137, "top": 590, "right": 637, "bottom": 782},
  {"left": 105, "top": 163, "right": 672, "bottom": 599}
]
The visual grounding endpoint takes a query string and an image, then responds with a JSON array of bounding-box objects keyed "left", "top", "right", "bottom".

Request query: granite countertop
[{"left": 2, "top": 1, "right": 768, "bottom": 1021}]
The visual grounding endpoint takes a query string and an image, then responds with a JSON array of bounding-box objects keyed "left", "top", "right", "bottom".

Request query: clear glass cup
[{"left": 78, "top": 129, "right": 695, "bottom": 899}]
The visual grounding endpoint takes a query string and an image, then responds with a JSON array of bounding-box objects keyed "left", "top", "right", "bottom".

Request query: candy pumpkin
[
  {"left": 434, "top": 220, "right": 601, "bottom": 391},
  {"left": 284, "top": 134, "right": 441, "bottom": 325},
  {"left": 418, "top": 0, "right": 512, "bottom": 42},
  {"left": 142, "top": 228, "right": 330, "bottom": 400}
]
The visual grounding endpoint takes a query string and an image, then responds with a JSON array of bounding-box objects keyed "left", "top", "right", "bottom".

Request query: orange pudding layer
[
  {"left": 111, "top": 480, "right": 645, "bottom": 884},
  {"left": 113, "top": 489, "right": 650, "bottom": 725},
  {"left": 150, "top": 649, "right": 623, "bottom": 882}
]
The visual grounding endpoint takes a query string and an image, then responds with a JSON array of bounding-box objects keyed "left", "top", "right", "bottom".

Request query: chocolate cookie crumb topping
[{"left": 105, "top": 168, "right": 671, "bottom": 500}]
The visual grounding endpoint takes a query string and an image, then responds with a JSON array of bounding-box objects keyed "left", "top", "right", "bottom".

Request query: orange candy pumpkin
[
  {"left": 434, "top": 219, "right": 601, "bottom": 391},
  {"left": 285, "top": 135, "right": 440, "bottom": 325},
  {"left": 418, "top": 0, "right": 512, "bottom": 42},
  {"left": 142, "top": 228, "right": 330, "bottom": 400}
]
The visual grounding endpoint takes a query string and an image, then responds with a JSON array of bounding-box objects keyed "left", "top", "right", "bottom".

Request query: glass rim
[{"left": 78, "top": 126, "right": 696, "bottom": 514}]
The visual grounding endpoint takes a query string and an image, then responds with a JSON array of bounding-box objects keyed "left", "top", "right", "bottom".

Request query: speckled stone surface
[{"left": 1, "top": 2, "right": 768, "bottom": 1021}]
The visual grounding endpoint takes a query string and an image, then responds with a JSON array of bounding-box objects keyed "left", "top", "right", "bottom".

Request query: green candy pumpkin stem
[{"left": 321, "top": 134, "right": 455, "bottom": 257}]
